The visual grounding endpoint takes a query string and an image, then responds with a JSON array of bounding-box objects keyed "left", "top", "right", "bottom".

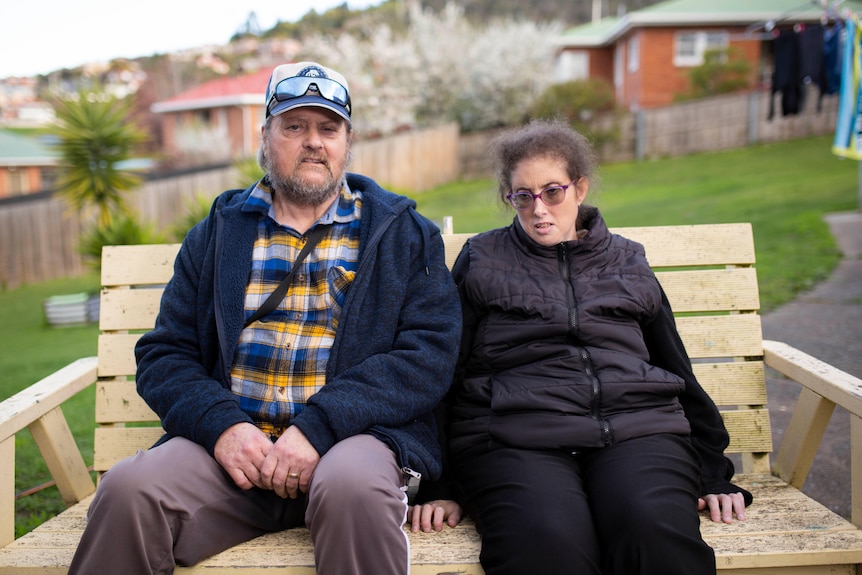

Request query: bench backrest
[{"left": 96, "top": 223, "right": 770, "bottom": 476}]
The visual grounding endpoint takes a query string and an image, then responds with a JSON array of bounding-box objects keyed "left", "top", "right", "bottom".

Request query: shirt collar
[{"left": 243, "top": 176, "right": 359, "bottom": 229}]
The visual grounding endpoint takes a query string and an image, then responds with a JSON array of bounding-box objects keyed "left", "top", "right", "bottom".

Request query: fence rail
[{"left": 0, "top": 91, "right": 842, "bottom": 289}]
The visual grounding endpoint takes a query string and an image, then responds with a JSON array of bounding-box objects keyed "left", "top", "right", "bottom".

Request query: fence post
[
  {"left": 442, "top": 215, "right": 454, "bottom": 234},
  {"left": 748, "top": 91, "right": 760, "bottom": 145},
  {"left": 635, "top": 110, "right": 645, "bottom": 161}
]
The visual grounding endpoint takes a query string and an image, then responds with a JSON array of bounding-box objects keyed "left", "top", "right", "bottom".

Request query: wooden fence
[
  {"left": 0, "top": 124, "right": 460, "bottom": 289},
  {"left": 606, "top": 89, "right": 839, "bottom": 162},
  {"left": 0, "top": 91, "right": 845, "bottom": 289},
  {"left": 459, "top": 89, "right": 840, "bottom": 171}
]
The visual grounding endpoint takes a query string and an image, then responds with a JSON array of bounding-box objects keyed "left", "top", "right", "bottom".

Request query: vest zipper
[
  {"left": 559, "top": 244, "right": 578, "bottom": 336},
  {"left": 561, "top": 242, "right": 612, "bottom": 446}
]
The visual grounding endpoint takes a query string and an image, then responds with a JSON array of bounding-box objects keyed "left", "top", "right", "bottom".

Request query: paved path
[{"left": 761, "top": 211, "right": 862, "bottom": 519}]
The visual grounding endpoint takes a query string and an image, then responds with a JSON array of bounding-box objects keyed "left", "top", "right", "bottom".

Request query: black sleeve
[
  {"left": 414, "top": 242, "right": 475, "bottom": 507},
  {"left": 643, "top": 287, "right": 753, "bottom": 506}
]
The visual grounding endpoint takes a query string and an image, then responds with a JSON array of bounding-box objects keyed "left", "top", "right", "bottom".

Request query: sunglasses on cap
[{"left": 267, "top": 75, "right": 352, "bottom": 117}]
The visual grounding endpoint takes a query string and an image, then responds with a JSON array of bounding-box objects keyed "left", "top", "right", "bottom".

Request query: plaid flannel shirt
[{"left": 230, "top": 180, "right": 362, "bottom": 438}]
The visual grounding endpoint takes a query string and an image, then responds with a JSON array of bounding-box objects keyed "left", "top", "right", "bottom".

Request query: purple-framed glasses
[{"left": 506, "top": 179, "right": 576, "bottom": 210}]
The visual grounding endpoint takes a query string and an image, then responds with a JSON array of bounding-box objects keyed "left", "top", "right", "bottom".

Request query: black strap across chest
[{"left": 242, "top": 224, "right": 331, "bottom": 329}]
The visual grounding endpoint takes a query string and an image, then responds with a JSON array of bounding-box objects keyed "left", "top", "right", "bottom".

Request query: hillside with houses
[{"left": 1, "top": 0, "right": 854, "bottom": 200}]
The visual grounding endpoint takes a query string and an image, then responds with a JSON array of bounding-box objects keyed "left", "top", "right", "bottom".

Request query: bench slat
[
  {"left": 95, "top": 380, "right": 155, "bottom": 424},
  {"left": 101, "top": 244, "right": 180, "bottom": 286},
  {"left": 677, "top": 314, "right": 763, "bottom": 358},
  {"left": 93, "top": 427, "right": 164, "bottom": 472},
  {"left": 95, "top": 360, "right": 772, "bottom": 419},
  {"left": 4, "top": 476, "right": 862, "bottom": 574},
  {"left": 443, "top": 224, "right": 757, "bottom": 269},
  {"left": 97, "top": 333, "right": 142, "bottom": 377},
  {"left": 694, "top": 362, "right": 767, "bottom": 406},
  {"left": 722, "top": 409, "right": 772, "bottom": 454},
  {"left": 657, "top": 268, "right": 760, "bottom": 313},
  {"left": 99, "top": 288, "right": 164, "bottom": 332},
  {"left": 611, "top": 223, "right": 756, "bottom": 267},
  {"left": 90, "top": 400, "right": 772, "bottom": 467}
]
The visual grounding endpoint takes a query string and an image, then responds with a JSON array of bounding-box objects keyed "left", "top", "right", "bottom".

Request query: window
[
  {"left": 614, "top": 44, "right": 624, "bottom": 90},
  {"left": 6, "top": 167, "right": 27, "bottom": 196},
  {"left": 674, "top": 30, "right": 728, "bottom": 67},
  {"left": 555, "top": 51, "right": 589, "bottom": 82},
  {"left": 627, "top": 35, "right": 640, "bottom": 73}
]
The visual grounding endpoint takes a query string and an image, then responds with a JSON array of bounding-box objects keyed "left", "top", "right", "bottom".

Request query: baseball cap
[{"left": 264, "top": 61, "right": 351, "bottom": 122}]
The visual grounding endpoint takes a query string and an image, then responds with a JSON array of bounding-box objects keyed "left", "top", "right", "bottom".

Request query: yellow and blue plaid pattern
[{"left": 231, "top": 181, "right": 362, "bottom": 437}]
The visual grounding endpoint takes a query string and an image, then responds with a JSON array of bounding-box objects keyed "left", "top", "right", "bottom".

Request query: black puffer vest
[{"left": 449, "top": 207, "right": 691, "bottom": 457}]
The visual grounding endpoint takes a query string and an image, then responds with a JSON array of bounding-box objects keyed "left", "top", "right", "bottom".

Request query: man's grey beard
[
  {"left": 267, "top": 167, "right": 341, "bottom": 207},
  {"left": 261, "top": 142, "right": 352, "bottom": 207}
]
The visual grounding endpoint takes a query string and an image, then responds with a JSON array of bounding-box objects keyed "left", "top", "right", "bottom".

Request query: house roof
[
  {"left": 0, "top": 130, "right": 57, "bottom": 166},
  {"left": 558, "top": 0, "right": 862, "bottom": 47},
  {"left": 151, "top": 68, "right": 272, "bottom": 114}
]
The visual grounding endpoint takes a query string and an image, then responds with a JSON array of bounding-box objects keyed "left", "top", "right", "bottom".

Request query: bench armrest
[
  {"left": 762, "top": 339, "right": 862, "bottom": 526},
  {"left": 0, "top": 356, "right": 99, "bottom": 546}
]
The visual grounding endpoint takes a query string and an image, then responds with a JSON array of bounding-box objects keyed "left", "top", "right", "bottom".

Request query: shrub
[
  {"left": 683, "top": 47, "right": 752, "bottom": 100},
  {"left": 530, "top": 78, "right": 621, "bottom": 150},
  {"left": 78, "top": 212, "right": 166, "bottom": 269},
  {"left": 170, "top": 193, "right": 215, "bottom": 242}
]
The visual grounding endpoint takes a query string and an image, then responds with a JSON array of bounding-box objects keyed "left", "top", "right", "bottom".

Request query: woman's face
[{"left": 509, "top": 156, "right": 588, "bottom": 247}]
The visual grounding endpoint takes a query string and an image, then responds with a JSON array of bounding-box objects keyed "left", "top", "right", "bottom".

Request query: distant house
[
  {"left": 1, "top": 102, "right": 55, "bottom": 128},
  {"left": 555, "top": 0, "right": 861, "bottom": 110},
  {"left": 151, "top": 69, "right": 270, "bottom": 166},
  {"left": 0, "top": 131, "right": 57, "bottom": 198}
]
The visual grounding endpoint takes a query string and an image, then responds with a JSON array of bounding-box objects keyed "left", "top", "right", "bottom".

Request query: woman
[{"left": 443, "top": 120, "right": 751, "bottom": 575}]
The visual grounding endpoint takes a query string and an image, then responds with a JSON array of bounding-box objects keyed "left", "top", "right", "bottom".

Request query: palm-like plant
[{"left": 52, "top": 90, "right": 147, "bottom": 227}]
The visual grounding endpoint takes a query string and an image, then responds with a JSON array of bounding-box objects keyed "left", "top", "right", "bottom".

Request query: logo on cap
[{"left": 297, "top": 65, "right": 328, "bottom": 79}]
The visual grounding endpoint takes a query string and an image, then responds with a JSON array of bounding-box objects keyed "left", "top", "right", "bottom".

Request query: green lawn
[
  {"left": 1, "top": 273, "right": 100, "bottom": 535},
  {"left": 1, "top": 134, "right": 858, "bottom": 536},
  {"left": 411, "top": 136, "right": 858, "bottom": 311}
]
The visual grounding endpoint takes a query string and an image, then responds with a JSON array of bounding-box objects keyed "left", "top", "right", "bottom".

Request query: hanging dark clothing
[
  {"left": 821, "top": 22, "right": 843, "bottom": 104},
  {"left": 770, "top": 28, "right": 802, "bottom": 119}
]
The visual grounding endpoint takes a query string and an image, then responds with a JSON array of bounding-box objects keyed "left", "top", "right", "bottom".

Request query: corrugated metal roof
[
  {"left": 639, "top": 0, "right": 855, "bottom": 18},
  {"left": 151, "top": 68, "right": 272, "bottom": 114},
  {"left": 0, "top": 130, "right": 57, "bottom": 166},
  {"left": 559, "top": 0, "right": 862, "bottom": 47}
]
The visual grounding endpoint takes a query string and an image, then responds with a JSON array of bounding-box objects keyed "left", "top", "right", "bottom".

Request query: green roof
[
  {"left": 639, "top": 0, "right": 862, "bottom": 18},
  {"left": 560, "top": 0, "right": 862, "bottom": 46},
  {"left": 0, "top": 130, "right": 57, "bottom": 166}
]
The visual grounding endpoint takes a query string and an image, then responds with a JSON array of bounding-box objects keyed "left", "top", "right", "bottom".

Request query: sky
[{"left": 1, "top": 0, "right": 382, "bottom": 78}]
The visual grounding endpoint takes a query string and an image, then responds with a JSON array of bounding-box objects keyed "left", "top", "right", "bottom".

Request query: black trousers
[{"left": 452, "top": 433, "right": 716, "bottom": 575}]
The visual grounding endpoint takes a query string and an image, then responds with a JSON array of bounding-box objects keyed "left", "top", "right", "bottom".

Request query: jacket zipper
[
  {"left": 560, "top": 243, "right": 612, "bottom": 447},
  {"left": 559, "top": 244, "right": 578, "bottom": 335}
]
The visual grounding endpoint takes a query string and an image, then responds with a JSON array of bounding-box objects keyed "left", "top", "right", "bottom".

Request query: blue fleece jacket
[{"left": 134, "top": 173, "right": 462, "bottom": 479}]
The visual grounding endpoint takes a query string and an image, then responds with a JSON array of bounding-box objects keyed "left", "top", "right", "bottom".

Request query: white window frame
[
  {"left": 614, "top": 44, "right": 624, "bottom": 91},
  {"left": 627, "top": 35, "right": 640, "bottom": 74},
  {"left": 555, "top": 50, "right": 590, "bottom": 82},
  {"left": 7, "top": 167, "right": 27, "bottom": 195},
  {"left": 673, "top": 30, "right": 728, "bottom": 67}
]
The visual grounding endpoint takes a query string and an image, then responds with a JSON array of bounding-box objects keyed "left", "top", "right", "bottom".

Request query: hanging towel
[{"left": 832, "top": 18, "right": 862, "bottom": 159}]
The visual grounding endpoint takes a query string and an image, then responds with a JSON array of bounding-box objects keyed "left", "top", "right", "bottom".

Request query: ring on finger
[{"left": 288, "top": 472, "right": 300, "bottom": 479}]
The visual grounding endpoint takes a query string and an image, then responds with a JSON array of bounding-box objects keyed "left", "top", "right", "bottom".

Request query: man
[{"left": 69, "top": 61, "right": 462, "bottom": 575}]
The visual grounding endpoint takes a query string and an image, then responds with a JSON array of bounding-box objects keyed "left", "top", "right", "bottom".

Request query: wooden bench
[{"left": 2, "top": 222, "right": 862, "bottom": 574}]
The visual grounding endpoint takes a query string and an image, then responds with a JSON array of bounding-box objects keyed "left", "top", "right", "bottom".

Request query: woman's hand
[
  {"left": 407, "top": 499, "right": 463, "bottom": 532},
  {"left": 698, "top": 492, "right": 747, "bottom": 523}
]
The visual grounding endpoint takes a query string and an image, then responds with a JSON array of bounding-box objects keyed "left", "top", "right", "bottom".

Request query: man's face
[{"left": 262, "top": 107, "right": 351, "bottom": 206}]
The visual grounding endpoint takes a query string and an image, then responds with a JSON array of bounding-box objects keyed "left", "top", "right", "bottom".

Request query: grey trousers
[{"left": 68, "top": 434, "right": 411, "bottom": 575}]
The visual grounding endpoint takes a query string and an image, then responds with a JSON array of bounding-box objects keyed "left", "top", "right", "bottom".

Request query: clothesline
[{"left": 747, "top": 0, "right": 849, "bottom": 35}]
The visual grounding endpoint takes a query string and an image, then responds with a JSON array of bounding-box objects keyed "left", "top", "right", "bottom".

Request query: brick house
[
  {"left": 151, "top": 69, "right": 270, "bottom": 166},
  {"left": 555, "top": 0, "right": 860, "bottom": 110},
  {"left": 0, "top": 131, "right": 57, "bottom": 198}
]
